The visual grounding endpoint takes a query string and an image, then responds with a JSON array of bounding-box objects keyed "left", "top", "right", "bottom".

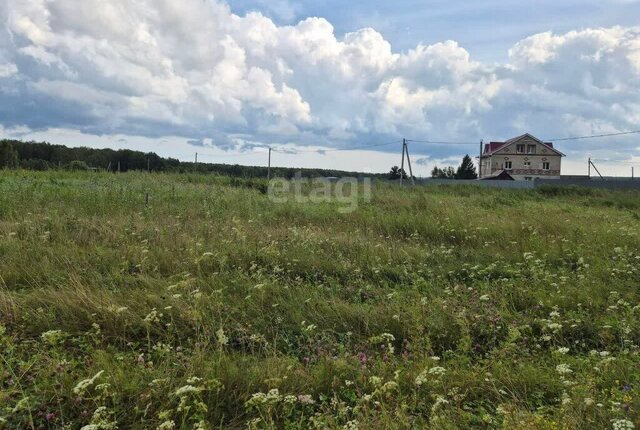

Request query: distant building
[{"left": 479, "top": 133, "right": 564, "bottom": 180}]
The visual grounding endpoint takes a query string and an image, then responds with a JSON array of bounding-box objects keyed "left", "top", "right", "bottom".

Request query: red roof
[
  {"left": 483, "top": 134, "right": 555, "bottom": 155},
  {"left": 484, "top": 142, "right": 506, "bottom": 154}
]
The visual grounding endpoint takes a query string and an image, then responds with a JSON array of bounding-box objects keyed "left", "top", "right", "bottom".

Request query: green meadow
[{"left": 1, "top": 170, "right": 639, "bottom": 429}]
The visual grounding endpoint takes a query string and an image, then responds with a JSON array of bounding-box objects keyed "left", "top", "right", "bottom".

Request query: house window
[
  {"left": 527, "top": 145, "right": 536, "bottom": 154},
  {"left": 516, "top": 144, "right": 525, "bottom": 154},
  {"left": 504, "top": 161, "right": 512, "bottom": 170},
  {"left": 524, "top": 177, "right": 533, "bottom": 181},
  {"left": 542, "top": 162, "right": 550, "bottom": 170},
  {"left": 523, "top": 161, "right": 531, "bottom": 168}
]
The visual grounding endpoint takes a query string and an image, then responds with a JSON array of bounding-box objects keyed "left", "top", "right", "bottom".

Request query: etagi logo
[{"left": 267, "top": 172, "right": 372, "bottom": 213}]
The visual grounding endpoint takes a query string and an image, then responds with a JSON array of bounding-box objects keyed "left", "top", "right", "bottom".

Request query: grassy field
[{"left": 1, "top": 170, "right": 640, "bottom": 429}]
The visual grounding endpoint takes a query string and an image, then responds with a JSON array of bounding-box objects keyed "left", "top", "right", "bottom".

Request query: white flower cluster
[
  {"left": 73, "top": 370, "right": 105, "bottom": 395},
  {"left": 612, "top": 419, "right": 635, "bottom": 430},
  {"left": 415, "top": 366, "right": 447, "bottom": 386},
  {"left": 246, "top": 389, "right": 316, "bottom": 409},
  {"left": 40, "top": 329, "right": 66, "bottom": 345}
]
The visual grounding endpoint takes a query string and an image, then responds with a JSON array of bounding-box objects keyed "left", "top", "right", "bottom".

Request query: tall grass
[{"left": 1, "top": 170, "right": 639, "bottom": 429}]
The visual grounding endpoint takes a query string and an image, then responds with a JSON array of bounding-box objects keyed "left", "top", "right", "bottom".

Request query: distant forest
[{"left": 0, "top": 139, "right": 386, "bottom": 179}]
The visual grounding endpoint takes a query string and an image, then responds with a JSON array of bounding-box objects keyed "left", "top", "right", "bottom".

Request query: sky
[{"left": 1, "top": 0, "right": 640, "bottom": 176}]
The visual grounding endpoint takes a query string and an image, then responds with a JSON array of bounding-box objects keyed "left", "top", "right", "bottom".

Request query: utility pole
[
  {"left": 399, "top": 139, "right": 415, "bottom": 186},
  {"left": 588, "top": 157, "right": 591, "bottom": 178},
  {"left": 117, "top": 161, "right": 121, "bottom": 173},
  {"left": 589, "top": 158, "right": 604, "bottom": 179},
  {"left": 400, "top": 139, "right": 406, "bottom": 186},
  {"left": 267, "top": 147, "right": 272, "bottom": 180},
  {"left": 632, "top": 166, "right": 635, "bottom": 180},
  {"left": 478, "top": 139, "right": 483, "bottom": 179},
  {"left": 195, "top": 152, "right": 198, "bottom": 172},
  {"left": 404, "top": 140, "right": 415, "bottom": 185}
]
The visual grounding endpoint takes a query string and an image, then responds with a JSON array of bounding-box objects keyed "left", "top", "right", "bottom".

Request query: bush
[{"left": 68, "top": 160, "right": 89, "bottom": 171}]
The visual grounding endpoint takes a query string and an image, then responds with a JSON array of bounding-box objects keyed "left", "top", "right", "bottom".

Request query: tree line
[
  {"left": 1, "top": 139, "right": 479, "bottom": 180},
  {"left": 386, "top": 154, "right": 478, "bottom": 180},
  {"left": 430, "top": 154, "right": 478, "bottom": 179},
  {"left": 0, "top": 139, "right": 387, "bottom": 179}
]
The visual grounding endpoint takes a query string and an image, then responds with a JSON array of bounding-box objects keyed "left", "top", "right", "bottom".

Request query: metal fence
[
  {"left": 535, "top": 178, "right": 640, "bottom": 190},
  {"left": 420, "top": 178, "right": 640, "bottom": 190},
  {"left": 421, "top": 178, "right": 535, "bottom": 189}
]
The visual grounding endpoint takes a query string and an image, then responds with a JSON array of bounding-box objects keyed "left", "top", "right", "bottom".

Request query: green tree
[
  {"left": 455, "top": 154, "right": 478, "bottom": 179},
  {"left": 0, "top": 140, "right": 19, "bottom": 168},
  {"left": 431, "top": 166, "right": 456, "bottom": 179},
  {"left": 388, "top": 166, "right": 408, "bottom": 180}
]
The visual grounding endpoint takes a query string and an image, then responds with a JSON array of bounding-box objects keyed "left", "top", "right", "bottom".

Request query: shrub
[{"left": 68, "top": 160, "right": 90, "bottom": 171}]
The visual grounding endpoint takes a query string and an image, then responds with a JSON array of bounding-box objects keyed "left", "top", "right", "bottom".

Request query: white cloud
[
  {"left": 0, "top": 0, "right": 639, "bottom": 164},
  {"left": 0, "top": 62, "right": 17, "bottom": 77}
]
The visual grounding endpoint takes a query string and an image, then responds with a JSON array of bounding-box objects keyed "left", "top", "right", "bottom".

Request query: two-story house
[{"left": 479, "top": 133, "right": 564, "bottom": 180}]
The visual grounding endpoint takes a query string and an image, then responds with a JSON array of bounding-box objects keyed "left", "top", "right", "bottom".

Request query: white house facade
[{"left": 479, "top": 134, "right": 565, "bottom": 180}]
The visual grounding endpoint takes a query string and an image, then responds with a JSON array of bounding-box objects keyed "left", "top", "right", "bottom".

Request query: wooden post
[
  {"left": 588, "top": 157, "right": 591, "bottom": 178},
  {"left": 400, "top": 139, "right": 406, "bottom": 186},
  {"left": 267, "top": 147, "right": 272, "bottom": 180},
  {"left": 405, "top": 141, "right": 415, "bottom": 185},
  {"left": 589, "top": 159, "right": 604, "bottom": 179},
  {"left": 117, "top": 161, "right": 121, "bottom": 173},
  {"left": 632, "top": 166, "right": 634, "bottom": 180}
]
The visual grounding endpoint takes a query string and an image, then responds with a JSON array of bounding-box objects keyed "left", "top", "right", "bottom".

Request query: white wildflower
[
  {"left": 216, "top": 327, "right": 228, "bottom": 346},
  {"left": 157, "top": 420, "right": 175, "bottom": 430},
  {"left": 186, "top": 376, "right": 202, "bottom": 384},
  {"left": 144, "top": 308, "right": 161, "bottom": 323},
  {"left": 174, "top": 385, "right": 201, "bottom": 396},
  {"left": 369, "top": 376, "right": 382, "bottom": 386},
  {"left": 612, "top": 419, "right": 635, "bottom": 430},
  {"left": 431, "top": 395, "right": 449, "bottom": 412},
  {"left": 41, "top": 329, "right": 66, "bottom": 345},
  {"left": 73, "top": 370, "right": 105, "bottom": 395},
  {"left": 415, "top": 369, "right": 429, "bottom": 386},
  {"left": 343, "top": 420, "right": 359, "bottom": 430},
  {"left": 297, "top": 394, "right": 315, "bottom": 405},
  {"left": 556, "top": 364, "right": 572, "bottom": 375}
]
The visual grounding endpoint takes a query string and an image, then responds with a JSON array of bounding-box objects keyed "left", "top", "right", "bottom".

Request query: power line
[
  {"left": 547, "top": 130, "right": 640, "bottom": 142},
  {"left": 194, "top": 140, "right": 400, "bottom": 158},
  {"left": 274, "top": 140, "right": 401, "bottom": 154},
  {"left": 406, "top": 139, "right": 477, "bottom": 145},
  {"left": 591, "top": 158, "right": 639, "bottom": 165},
  {"left": 407, "top": 130, "right": 640, "bottom": 146},
  {"left": 193, "top": 129, "right": 639, "bottom": 162}
]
